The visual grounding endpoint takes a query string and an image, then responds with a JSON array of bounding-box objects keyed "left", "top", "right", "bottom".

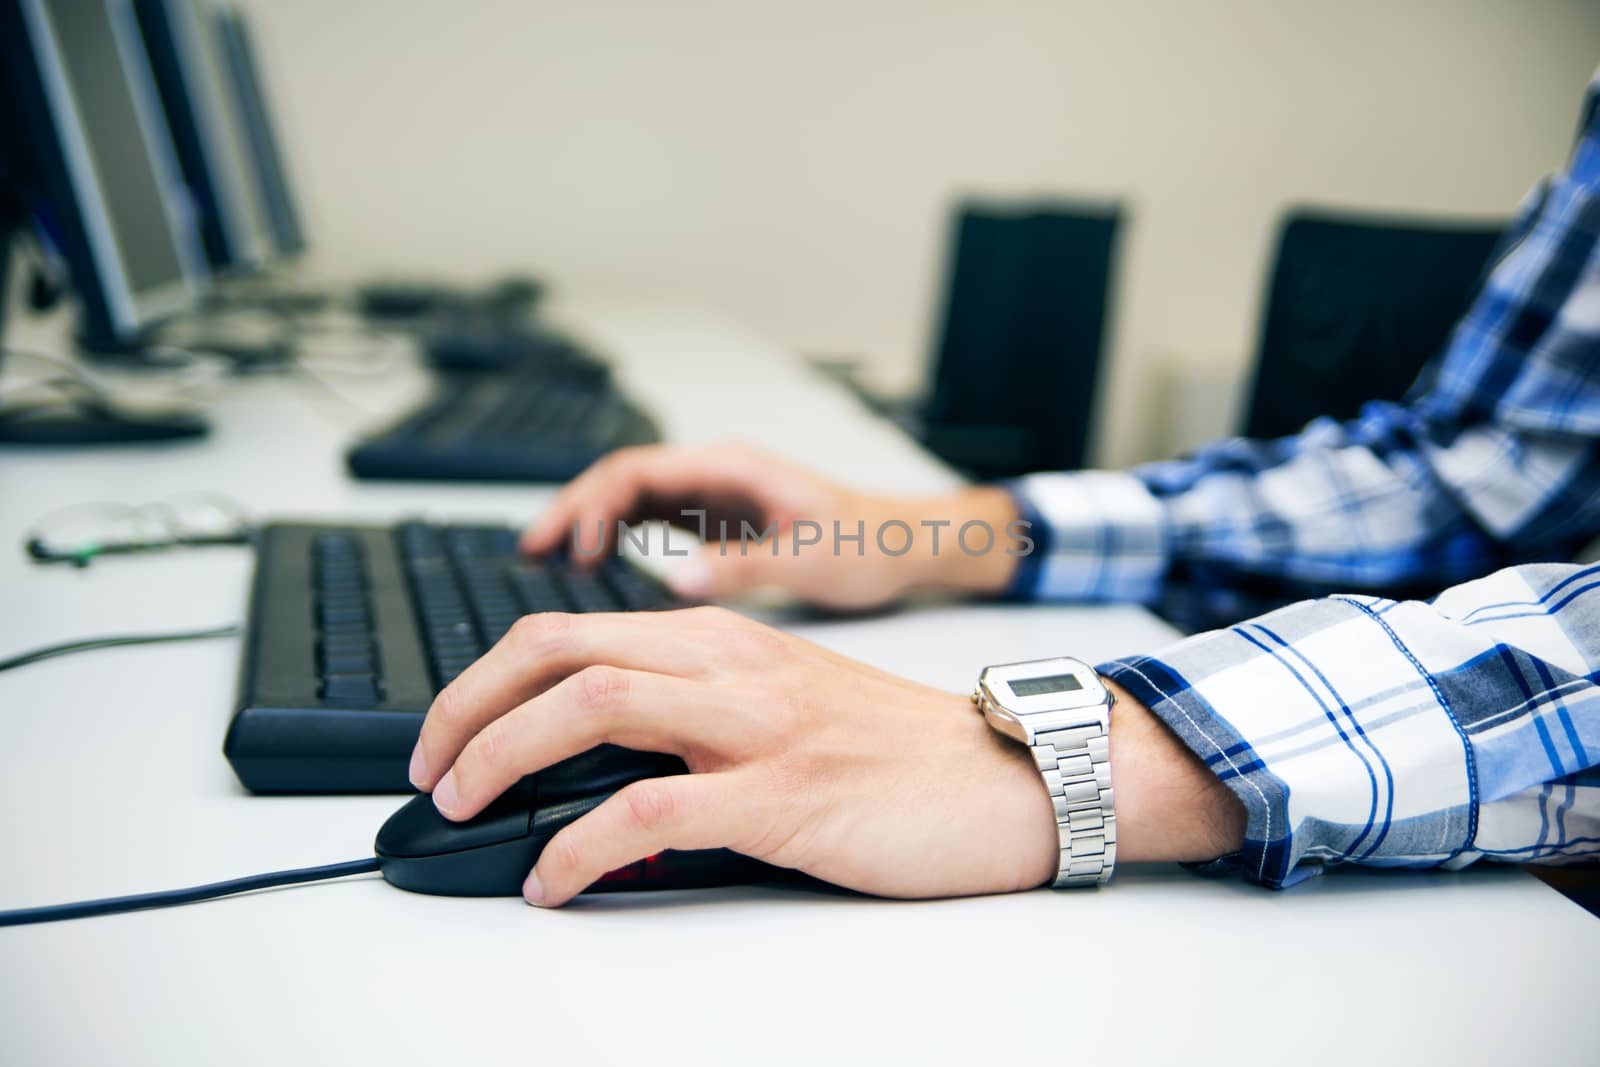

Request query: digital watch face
[
  {"left": 979, "top": 658, "right": 1105, "bottom": 718},
  {"left": 1008, "top": 672, "right": 1085, "bottom": 699}
]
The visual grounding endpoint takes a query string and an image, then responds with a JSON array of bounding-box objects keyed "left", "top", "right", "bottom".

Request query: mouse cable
[
  {"left": 0, "top": 343, "right": 232, "bottom": 407},
  {"left": 0, "top": 857, "right": 380, "bottom": 927},
  {"left": 0, "top": 623, "right": 242, "bottom": 674}
]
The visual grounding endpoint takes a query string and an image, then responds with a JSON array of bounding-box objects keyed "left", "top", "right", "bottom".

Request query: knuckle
[
  {"left": 575, "top": 665, "right": 629, "bottom": 715},
  {"left": 592, "top": 449, "right": 629, "bottom": 476},
  {"left": 621, "top": 781, "right": 675, "bottom": 832},
  {"left": 686, "top": 604, "right": 739, "bottom": 628},
  {"left": 603, "top": 447, "right": 649, "bottom": 483},
  {"left": 472, "top": 717, "right": 510, "bottom": 775},
  {"left": 777, "top": 691, "right": 822, "bottom": 739},
  {"left": 431, "top": 682, "right": 468, "bottom": 729},
  {"left": 511, "top": 611, "right": 572, "bottom": 652},
  {"left": 543, "top": 833, "right": 585, "bottom": 880},
  {"left": 729, "top": 623, "right": 787, "bottom": 662},
  {"left": 508, "top": 614, "right": 541, "bottom": 647}
]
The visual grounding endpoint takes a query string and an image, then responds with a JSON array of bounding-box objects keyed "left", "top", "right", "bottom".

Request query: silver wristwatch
[{"left": 972, "top": 656, "right": 1116, "bottom": 888}]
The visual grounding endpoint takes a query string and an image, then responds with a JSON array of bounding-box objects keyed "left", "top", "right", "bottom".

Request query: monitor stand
[{"left": 0, "top": 187, "right": 15, "bottom": 344}]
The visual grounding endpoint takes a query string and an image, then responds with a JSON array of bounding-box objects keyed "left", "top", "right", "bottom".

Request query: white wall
[{"left": 236, "top": 0, "right": 1600, "bottom": 466}]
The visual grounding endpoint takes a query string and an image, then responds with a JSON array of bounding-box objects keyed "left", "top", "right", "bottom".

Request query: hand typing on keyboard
[
  {"left": 521, "top": 442, "right": 1025, "bottom": 610},
  {"left": 405, "top": 606, "right": 1244, "bottom": 906}
]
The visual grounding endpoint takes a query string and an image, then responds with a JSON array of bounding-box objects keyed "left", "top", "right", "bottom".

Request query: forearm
[
  {"left": 998, "top": 673, "right": 1246, "bottom": 892},
  {"left": 893, "top": 477, "right": 1169, "bottom": 603},
  {"left": 896, "top": 486, "right": 1024, "bottom": 596},
  {"left": 1099, "top": 562, "right": 1600, "bottom": 887},
  {"left": 1103, "top": 678, "right": 1245, "bottom": 864}
]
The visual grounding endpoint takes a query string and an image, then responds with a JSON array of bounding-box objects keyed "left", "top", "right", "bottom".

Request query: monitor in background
[
  {"left": 0, "top": 0, "right": 209, "bottom": 351},
  {"left": 175, "top": 4, "right": 545, "bottom": 323},
  {"left": 213, "top": 5, "right": 305, "bottom": 260},
  {"left": 133, "top": 0, "right": 538, "bottom": 323},
  {"left": 134, "top": 0, "right": 275, "bottom": 274}
]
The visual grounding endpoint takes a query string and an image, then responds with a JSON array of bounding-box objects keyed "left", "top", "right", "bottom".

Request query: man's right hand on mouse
[
  {"left": 520, "top": 442, "right": 1026, "bottom": 610},
  {"left": 405, "top": 606, "right": 1245, "bottom": 907}
]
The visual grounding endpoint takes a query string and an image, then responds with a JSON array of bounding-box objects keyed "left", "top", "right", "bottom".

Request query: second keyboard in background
[{"left": 346, "top": 364, "right": 661, "bottom": 483}]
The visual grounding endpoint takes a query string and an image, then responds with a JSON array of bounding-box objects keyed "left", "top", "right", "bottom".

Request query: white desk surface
[{"left": 1, "top": 296, "right": 1595, "bottom": 1067}]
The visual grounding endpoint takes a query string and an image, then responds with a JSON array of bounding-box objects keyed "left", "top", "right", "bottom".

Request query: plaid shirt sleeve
[
  {"left": 1099, "top": 562, "right": 1600, "bottom": 887},
  {"left": 1006, "top": 67, "right": 1600, "bottom": 634}
]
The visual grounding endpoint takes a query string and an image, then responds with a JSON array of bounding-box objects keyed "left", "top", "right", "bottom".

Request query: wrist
[
  {"left": 898, "top": 487, "right": 1022, "bottom": 596},
  {"left": 982, "top": 668, "right": 1246, "bottom": 891},
  {"left": 1103, "top": 678, "right": 1245, "bottom": 863}
]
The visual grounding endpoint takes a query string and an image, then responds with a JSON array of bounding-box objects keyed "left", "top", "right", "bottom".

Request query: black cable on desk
[
  {"left": 0, "top": 623, "right": 241, "bottom": 673},
  {"left": 0, "top": 858, "right": 381, "bottom": 927}
]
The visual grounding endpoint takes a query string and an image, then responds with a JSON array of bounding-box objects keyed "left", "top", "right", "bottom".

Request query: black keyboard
[
  {"left": 345, "top": 365, "right": 660, "bottom": 483},
  {"left": 226, "top": 521, "right": 681, "bottom": 793}
]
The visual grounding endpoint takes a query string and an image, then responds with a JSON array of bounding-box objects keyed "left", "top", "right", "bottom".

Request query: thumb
[{"left": 666, "top": 546, "right": 789, "bottom": 600}]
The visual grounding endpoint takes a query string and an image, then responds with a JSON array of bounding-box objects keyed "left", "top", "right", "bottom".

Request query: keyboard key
[
  {"left": 434, "top": 656, "right": 478, "bottom": 678},
  {"left": 316, "top": 582, "right": 366, "bottom": 604},
  {"left": 321, "top": 620, "right": 374, "bottom": 642},
  {"left": 602, "top": 561, "right": 673, "bottom": 610},
  {"left": 508, "top": 563, "right": 568, "bottom": 612},
  {"left": 432, "top": 630, "right": 481, "bottom": 651},
  {"left": 428, "top": 619, "right": 477, "bottom": 643},
  {"left": 323, "top": 650, "right": 376, "bottom": 675},
  {"left": 319, "top": 636, "right": 373, "bottom": 659},
  {"left": 321, "top": 672, "right": 380, "bottom": 705},
  {"left": 305, "top": 532, "right": 389, "bottom": 708},
  {"left": 387, "top": 521, "right": 681, "bottom": 687},
  {"left": 478, "top": 617, "right": 518, "bottom": 644},
  {"left": 318, "top": 603, "right": 370, "bottom": 627},
  {"left": 557, "top": 567, "right": 621, "bottom": 613}
]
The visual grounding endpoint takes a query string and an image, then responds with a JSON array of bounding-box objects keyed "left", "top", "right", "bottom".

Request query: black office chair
[
  {"left": 814, "top": 200, "right": 1123, "bottom": 481},
  {"left": 914, "top": 201, "right": 1123, "bottom": 479},
  {"left": 1240, "top": 208, "right": 1507, "bottom": 440}
]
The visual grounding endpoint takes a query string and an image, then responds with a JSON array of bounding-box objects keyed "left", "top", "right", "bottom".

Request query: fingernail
[
  {"left": 668, "top": 557, "right": 713, "bottom": 598},
  {"left": 432, "top": 770, "right": 459, "bottom": 817},
  {"left": 407, "top": 743, "right": 428, "bottom": 788},
  {"left": 523, "top": 869, "right": 548, "bottom": 907}
]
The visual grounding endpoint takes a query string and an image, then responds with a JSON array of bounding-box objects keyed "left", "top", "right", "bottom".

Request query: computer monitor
[
  {"left": 213, "top": 6, "right": 306, "bottom": 260},
  {"left": 0, "top": 0, "right": 209, "bottom": 350},
  {"left": 134, "top": 0, "right": 275, "bottom": 274}
]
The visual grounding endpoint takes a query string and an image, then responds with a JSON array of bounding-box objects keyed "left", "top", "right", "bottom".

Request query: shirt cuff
[
  {"left": 1098, "top": 594, "right": 1480, "bottom": 889},
  {"left": 1000, "top": 471, "right": 1169, "bottom": 603}
]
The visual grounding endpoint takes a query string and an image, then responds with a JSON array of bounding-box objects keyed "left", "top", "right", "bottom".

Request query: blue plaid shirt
[{"left": 1009, "top": 69, "right": 1600, "bottom": 886}]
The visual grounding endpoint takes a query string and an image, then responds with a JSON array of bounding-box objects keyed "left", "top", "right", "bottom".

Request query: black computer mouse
[{"left": 375, "top": 746, "right": 774, "bottom": 897}]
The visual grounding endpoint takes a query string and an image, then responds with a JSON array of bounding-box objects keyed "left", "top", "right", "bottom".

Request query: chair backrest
[
  {"left": 1240, "top": 208, "right": 1507, "bottom": 440},
  {"left": 921, "top": 200, "right": 1122, "bottom": 479}
]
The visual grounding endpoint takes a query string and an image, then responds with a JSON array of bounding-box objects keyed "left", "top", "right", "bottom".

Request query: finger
[
  {"left": 410, "top": 610, "right": 719, "bottom": 790},
  {"left": 667, "top": 543, "right": 795, "bottom": 599},
  {"left": 526, "top": 773, "right": 747, "bottom": 906},
  {"left": 521, "top": 444, "right": 782, "bottom": 557},
  {"left": 433, "top": 667, "right": 754, "bottom": 821},
  {"left": 521, "top": 447, "right": 666, "bottom": 556}
]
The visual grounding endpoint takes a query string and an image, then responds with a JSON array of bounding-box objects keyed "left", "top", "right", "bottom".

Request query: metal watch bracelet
[{"left": 1028, "top": 720, "right": 1116, "bottom": 886}]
